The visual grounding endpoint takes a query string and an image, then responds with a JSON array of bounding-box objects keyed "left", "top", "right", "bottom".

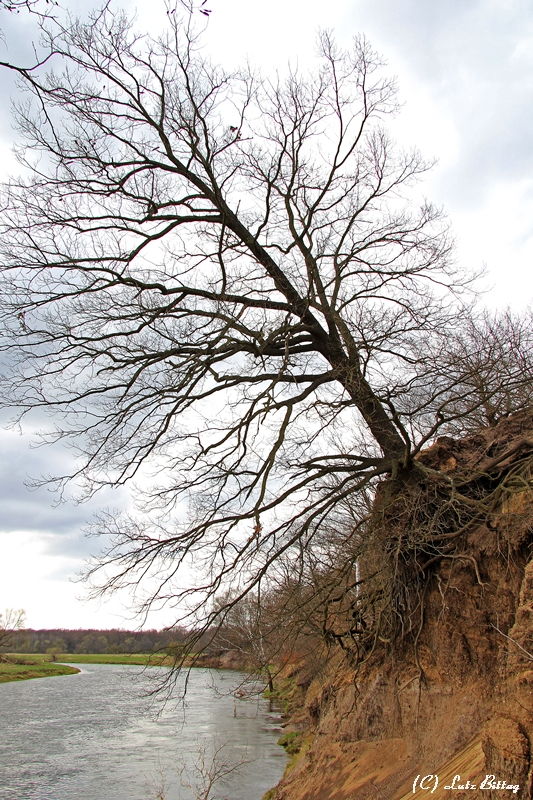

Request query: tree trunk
[{"left": 328, "top": 351, "right": 407, "bottom": 461}]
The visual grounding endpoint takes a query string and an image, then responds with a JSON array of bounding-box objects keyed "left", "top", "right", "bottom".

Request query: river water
[{"left": 0, "top": 664, "right": 287, "bottom": 800}]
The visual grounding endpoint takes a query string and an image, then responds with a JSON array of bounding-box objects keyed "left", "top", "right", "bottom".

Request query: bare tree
[
  {"left": 0, "top": 608, "right": 26, "bottom": 656},
  {"left": 175, "top": 737, "right": 250, "bottom": 800},
  {"left": 419, "top": 307, "right": 533, "bottom": 433},
  {"left": 144, "top": 737, "right": 248, "bottom": 800},
  {"left": 0, "top": 0, "right": 55, "bottom": 15},
  {"left": 0, "top": 3, "right": 503, "bottom": 647},
  {"left": 212, "top": 590, "right": 281, "bottom": 691}
]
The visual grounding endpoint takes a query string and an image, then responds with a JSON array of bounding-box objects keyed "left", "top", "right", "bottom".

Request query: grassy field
[
  {"left": 0, "top": 652, "right": 169, "bottom": 683},
  {"left": 7, "top": 652, "right": 170, "bottom": 666},
  {"left": 6, "top": 653, "right": 55, "bottom": 664},
  {"left": 54, "top": 653, "right": 164, "bottom": 665},
  {"left": 0, "top": 660, "right": 80, "bottom": 683},
  {"left": 1, "top": 652, "right": 239, "bottom": 682}
]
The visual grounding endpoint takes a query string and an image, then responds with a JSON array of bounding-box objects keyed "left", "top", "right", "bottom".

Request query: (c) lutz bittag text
[{"left": 412, "top": 774, "right": 521, "bottom": 794}]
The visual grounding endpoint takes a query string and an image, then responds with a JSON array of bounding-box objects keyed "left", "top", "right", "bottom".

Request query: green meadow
[
  {"left": 0, "top": 660, "right": 80, "bottom": 683},
  {"left": 53, "top": 653, "right": 164, "bottom": 665},
  {"left": 1, "top": 652, "right": 171, "bottom": 683}
]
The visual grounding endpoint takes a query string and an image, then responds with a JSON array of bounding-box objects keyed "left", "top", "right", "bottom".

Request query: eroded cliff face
[{"left": 270, "top": 413, "right": 533, "bottom": 800}]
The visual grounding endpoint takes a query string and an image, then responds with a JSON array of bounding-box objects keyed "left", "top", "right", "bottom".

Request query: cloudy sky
[{"left": 0, "top": 0, "right": 532, "bottom": 631}]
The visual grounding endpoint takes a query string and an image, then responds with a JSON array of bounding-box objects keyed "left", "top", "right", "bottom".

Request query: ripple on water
[{"left": 0, "top": 664, "right": 286, "bottom": 800}]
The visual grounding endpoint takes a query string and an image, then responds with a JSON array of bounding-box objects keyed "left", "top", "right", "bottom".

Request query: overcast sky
[{"left": 0, "top": 0, "right": 532, "bottom": 631}]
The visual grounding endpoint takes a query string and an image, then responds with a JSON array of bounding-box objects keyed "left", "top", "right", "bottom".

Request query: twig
[{"left": 490, "top": 624, "right": 533, "bottom": 662}]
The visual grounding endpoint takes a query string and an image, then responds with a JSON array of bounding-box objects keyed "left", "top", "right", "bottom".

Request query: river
[{"left": 0, "top": 664, "right": 287, "bottom": 800}]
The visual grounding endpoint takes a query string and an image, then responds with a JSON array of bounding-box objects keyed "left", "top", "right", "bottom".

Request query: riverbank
[
  {"left": 5, "top": 649, "right": 251, "bottom": 669},
  {"left": 0, "top": 659, "right": 80, "bottom": 683},
  {"left": 62, "top": 650, "right": 250, "bottom": 669},
  {"left": 58, "top": 653, "right": 158, "bottom": 665},
  {"left": 267, "top": 413, "right": 533, "bottom": 800},
  {"left": 1, "top": 649, "right": 250, "bottom": 679}
]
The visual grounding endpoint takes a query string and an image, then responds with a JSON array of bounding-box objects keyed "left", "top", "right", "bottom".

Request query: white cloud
[
  {"left": 0, "top": 531, "right": 105, "bottom": 628},
  {"left": 0, "top": 529, "right": 177, "bottom": 629},
  {"left": 453, "top": 177, "right": 533, "bottom": 307},
  {"left": 1, "top": 0, "right": 533, "bottom": 628}
]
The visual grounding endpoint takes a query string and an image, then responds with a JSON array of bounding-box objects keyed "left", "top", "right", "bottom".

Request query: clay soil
[{"left": 270, "top": 411, "right": 533, "bottom": 800}]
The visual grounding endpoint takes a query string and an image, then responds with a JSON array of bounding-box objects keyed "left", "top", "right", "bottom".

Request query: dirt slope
[{"left": 270, "top": 412, "right": 533, "bottom": 800}]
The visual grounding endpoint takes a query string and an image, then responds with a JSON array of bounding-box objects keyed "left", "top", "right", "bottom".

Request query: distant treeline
[{"left": 7, "top": 627, "right": 187, "bottom": 655}]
